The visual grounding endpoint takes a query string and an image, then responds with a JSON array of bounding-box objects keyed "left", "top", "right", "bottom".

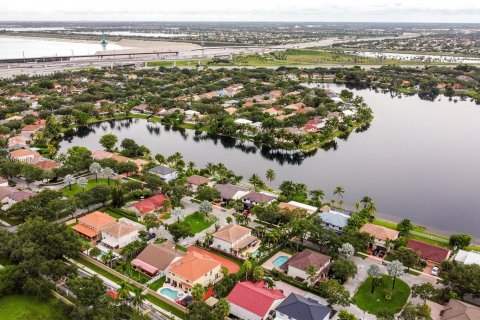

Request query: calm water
[
  {"left": 60, "top": 85, "right": 480, "bottom": 236},
  {"left": 0, "top": 36, "right": 126, "bottom": 59}
]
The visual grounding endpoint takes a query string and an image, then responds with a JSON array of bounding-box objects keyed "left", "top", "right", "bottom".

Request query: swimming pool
[
  {"left": 272, "top": 255, "right": 289, "bottom": 267},
  {"left": 159, "top": 287, "right": 184, "bottom": 300}
]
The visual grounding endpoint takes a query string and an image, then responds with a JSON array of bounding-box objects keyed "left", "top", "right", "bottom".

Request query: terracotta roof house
[
  {"left": 242, "top": 191, "right": 277, "bottom": 208},
  {"left": 440, "top": 299, "right": 480, "bottom": 320},
  {"left": 214, "top": 184, "right": 249, "bottom": 202},
  {"left": 131, "top": 240, "right": 185, "bottom": 276},
  {"left": 101, "top": 221, "right": 140, "bottom": 249},
  {"left": 186, "top": 175, "right": 211, "bottom": 191},
  {"left": 127, "top": 194, "right": 168, "bottom": 218},
  {"left": 165, "top": 251, "right": 222, "bottom": 292},
  {"left": 149, "top": 165, "right": 178, "bottom": 182},
  {"left": 224, "top": 107, "right": 237, "bottom": 115},
  {"left": 8, "top": 135, "right": 30, "bottom": 148},
  {"left": 91, "top": 150, "right": 114, "bottom": 161},
  {"left": 281, "top": 249, "right": 331, "bottom": 283},
  {"left": 212, "top": 223, "right": 259, "bottom": 258},
  {"left": 34, "top": 159, "right": 62, "bottom": 170},
  {"left": 21, "top": 124, "right": 43, "bottom": 136},
  {"left": 360, "top": 223, "right": 399, "bottom": 251},
  {"left": 131, "top": 104, "right": 151, "bottom": 114},
  {"left": 274, "top": 293, "right": 331, "bottom": 320},
  {"left": 227, "top": 281, "right": 285, "bottom": 320},
  {"left": 72, "top": 211, "right": 117, "bottom": 241},
  {"left": 9, "top": 149, "right": 42, "bottom": 163},
  {"left": 407, "top": 239, "right": 451, "bottom": 265}
]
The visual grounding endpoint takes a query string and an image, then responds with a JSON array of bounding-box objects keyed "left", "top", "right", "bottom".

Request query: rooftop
[
  {"left": 149, "top": 165, "right": 177, "bottom": 176},
  {"left": 168, "top": 251, "right": 221, "bottom": 283},
  {"left": 407, "top": 239, "right": 451, "bottom": 263},
  {"left": 227, "top": 281, "right": 285, "bottom": 317},
  {"left": 187, "top": 175, "right": 211, "bottom": 186},
  {"left": 283, "top": 249, "right": 330, "bottom": 272},
  {"left": 275, "top": 293, "right": 331, "bottom": 320},
  {"left": 102, "top": 221, "right": 139, "bottom": 238},
  {"left": 360, "top": 223, "right": 399, "bottom": 241},
  {"left": 441, "top": 299, "right": 480, "bottom": 320},
  {"left": 77, "top": 211, "right": 116, "bottom": 230},
  {"left": 212, "top": 223, "right": 253, "bottom": 244}
]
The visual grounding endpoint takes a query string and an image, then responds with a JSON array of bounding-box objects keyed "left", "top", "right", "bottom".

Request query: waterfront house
[
  {"left": 8, "top": 135, "right": 30, "bottom": 149},
  {"left": 149, "top": 165, "right": 178, "bottom": 182},
  {"left": 439, "top": 299, "right": 480, "bottom": 320},
  {"left": 211, "top": 223, "right": 259, "bottom": 258},
  {"left": 164, "top": 251, "right": 222, "bottom": 293},
  {"left": 319, "top": 207, "right": 351, "bottom": 233},
  {"left": 186, "top": 175, "right": 212, "bottom": 191},
  {"left": 227, "top": 281, "right": 285, "bottom": 320},
  {"left": 9, "top": 149, "right": 42, "bottom": 163},
  {"left": 407, "top": 239, "right": 451, "bottom": 266},
  {"left": 453, "top": 250, "right": 480, "bottom": 265},
  {"left": 242, "top": 191, "right": 277, "bottom": 208},
  {"left": 274, "top": 293, "right": 331, "bottom": 320},
  {"left": 131, "top": 104, "right": 151, "bottom": 114},
  {"left": 101, "top": 221, "right": 140, "bottom": 249},
  {"left": 214, "top": 184, "right": 249, "bottom": 203},
  {"left": 127, "top": 194, "right": 169, "bottom": 219},
  {"left": 280, "top": 249, "right": 331, "bottom": 283},
  {"left": 34, "top": 159, "right": 62, "bottom": 170},
  {"left": 131, "top": 240, "right": 185, "bottom": 276},
  {"left": 360, "top": 223, "right": 399, "bottom": 252},
  {"left": 72, "top": 211, "right": 116, "bottom": 242}
]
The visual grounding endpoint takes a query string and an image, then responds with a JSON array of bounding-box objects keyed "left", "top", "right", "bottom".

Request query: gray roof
[
  {"left": 320, "top": 210, "right": 350, "bottom": 228},
  {"left": 275, "top": 293, "right": 331, "bottom": 320},
  {"left": 214, "top": 183, "right": 248, "bottom": 200},
  {"left": 149, "top": 165, "right": 177, "bottom": 176}
]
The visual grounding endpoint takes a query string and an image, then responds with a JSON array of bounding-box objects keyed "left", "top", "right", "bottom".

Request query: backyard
[
  {"left": 354, "top": 275, "right": 410, "bottom": 315},
  {"left": 61, "top": 178, "right": 113, "bottom": 196},
  {"left": 0, "top": 295, "right": 66, "bottom": 320},
  {"left": 177, "top": 212, "right": 216, "bottom": 233}
]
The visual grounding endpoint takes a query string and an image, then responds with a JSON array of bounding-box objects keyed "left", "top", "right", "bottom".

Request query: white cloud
[{"left": 1, "top": 0, "right": 480, "bottom": 22}]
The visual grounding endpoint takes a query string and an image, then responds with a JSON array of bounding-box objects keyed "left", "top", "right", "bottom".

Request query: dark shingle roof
[
  {"left": 275, "top": 293, "right": 331, "bottom": 320},
  {"left": 149, "top": 165, "right": 176, "bottom": 175}
]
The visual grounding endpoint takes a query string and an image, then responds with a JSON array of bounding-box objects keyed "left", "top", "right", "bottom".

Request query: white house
[
  {"left": 454, "top": 250, "right": 480, "bottom": 265},
  {"left": 101, "top": 221, "right": 140, "bottom": 249},
  {"left": 211, "top": 223, "right": 259, "bottom": 258},
  {"left": 149, "top": 165, "right": 178, "bottom": 182}
]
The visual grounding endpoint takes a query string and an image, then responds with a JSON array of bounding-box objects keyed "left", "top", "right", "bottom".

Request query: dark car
[
  {"left": 378, "top": 251, "right": 386, "bottom": 258},
  {"left": 176, "top": 295, "right": 193, "bottom": 307},
  {"left": 146, "top": 233, "right": 156, "bottom": 241}
]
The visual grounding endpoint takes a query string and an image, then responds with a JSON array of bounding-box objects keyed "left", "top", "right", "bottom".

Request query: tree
[
  {"left": 143, "top": 213, "right": 160, "bottom": 232},
  {"left": 21, "top": 165, "right": 45, "bottom": 186},
  {"left": 252, "top": 266, "right": 264, "bottom": 282},
  {"left": 309, "top": 189, "right": 325, "bottom": 208},
  {"left": 188, "top": 301, "right": 211, "bottom": 320},
  {"left": 154, "top": 153, "right": 165, "bottom": 164},
  {"left": 89, "top": 246, "right": 102, "bottom": 258},
  {"left": 64, "top": 174, "right": 76, "bottom": 191},
  {"left": 397, "top": 219, "right": 413, "bottom": 236},
  {"left": 168, "top": 223, "right": 193, "bottom": 244},
  {"left": 214, "top": 298, "right": 230, "bottom": 319},
  {"left": 77, "top": 176, "right": 88, "bottom": 191},
  {"left": 392, "top": 247, "right": 419, "bottom": 271},
  {"left": 338, "top": 310, "right": 357, "bottom": 320},
  {"left": 199, "top": 200, "right": 213, "bottom": 216},
  {"left": 142, "top": 173, "right": 163, "bottom": 191},
  {"left": 196, "top": 185, "right": 220, "bottom": 202},
  {"left": 69, "top": 275, "right": 106, "bottom": 307},
  {"left": 398, "top": 302, "right": 432, "bottom": 320},
  {"left": 305, "top": 264, "right": 318, "bottom": 285},
  {"left": 331, "top": 259, "right": 357, "bottom": 282},
  {"left": 317, "top": 279, "right": 351, "bottom": 307},
  {"left": 367, "top": 264, "right": 382, "bottom": 293},
  {"left": 248, "top": 173, "right": 263, "bottom": 189},
  {"left": 101, "top": 166, "right": 115, "bottom": 185},
  {"left": 441, "top": 262, "right": 480, "bottom": 298},
  {"left": 192, "top": 284, "right": 206, "bottom": 301},
  {"left": 338, "top": 242, "right": 355, "bottom": 259},
  {"left": 242, "top": 260, "right": 252, "bottom": 281},
  {"left": 411, "top": 283, "right": 437, "bottom": 304},
  {"left": 386, "top": 260, "right": 405, "bottom": 289},
  {"left": 449, "top": 233, "right": 472, "bottom": 249},
  {"left": 333, "top": 186, "right": 345, "bottom": 206},
  {"left": 89, "top": 162, "right": 102, "bottom": 182},
  {"left": 265, "top": 169, "right": 276, "bottom": 187},
  {"left": 130, "top": 286, "right": 145, "bottom": 309},
  {"left": 100, "top": 133, "right": 118, "bottom": 151},
  {"left": 65, "top": 146, "right": 93, "bottom": 172},
  {"left": 111, "top": 187, "right": 125, "bottom": 208},
  {"left": 117, "top": 281, "right": 130, "bottom": 302}
]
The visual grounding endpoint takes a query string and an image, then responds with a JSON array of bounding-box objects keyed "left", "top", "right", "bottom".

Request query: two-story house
[{"left": 211, "top": 223, "right": 259, "bottom": 258}]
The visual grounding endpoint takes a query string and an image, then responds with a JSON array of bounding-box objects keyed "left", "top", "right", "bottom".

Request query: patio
[{"left": 262, "top": 251, "right": 292, "bottom": 271}]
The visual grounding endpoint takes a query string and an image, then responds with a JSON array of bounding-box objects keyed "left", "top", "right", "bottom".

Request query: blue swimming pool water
[
  {"left": 160, "top": 288, "right": 181, "bottom": 300},
  {"left": 272, "top": 255, "right": 289, "bottom": 267}
]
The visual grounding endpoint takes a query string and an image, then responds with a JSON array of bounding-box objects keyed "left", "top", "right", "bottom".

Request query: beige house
[
  {"left": 360, "top": 223, "right": 399, "bottom": 251},
  {"left": 101, "top": 221, "right": 140, "bottom": 249},
  {"left": 211, "top": 223, "right": 259, "bottom": 258}
]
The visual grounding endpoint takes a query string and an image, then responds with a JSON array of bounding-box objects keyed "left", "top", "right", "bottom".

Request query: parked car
[
  {"left": 176, "top": 295, "right": 193, "bottom": 306},
  {"left": 146, "top": 233, "right": 156, "bottom": 241},
  {"left": 431, "top": 266, "right": 440, "bottom": 276}
]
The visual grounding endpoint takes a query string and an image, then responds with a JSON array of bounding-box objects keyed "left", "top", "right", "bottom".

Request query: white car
[{"left": 431, "top": 266, "right": 440, "bottom": 276}]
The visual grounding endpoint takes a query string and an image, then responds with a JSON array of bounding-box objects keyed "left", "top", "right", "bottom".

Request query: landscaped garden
[
  {"left": 0, "top": 295, "right": 66, "bottom": 320},
  {"left": 178, "top": 211, "right": 217, "bottom": 233},
  {"left": 61, "top": 178, "right": 112, "bottom": 196},
  {"left": 354, "top": 275, "right": 410, "bottom": 315}
]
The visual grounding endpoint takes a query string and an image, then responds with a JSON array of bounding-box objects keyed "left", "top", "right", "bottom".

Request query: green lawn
[
  {"left": 354, "top": 275, "right": 410, "bottom": 315},
  {"left": 178, "top": 212, "right": 216, "bottom": 233},
  {"left": 0, "top": 295, "right": 66, "bottom": 320},
  {"left": 61, "top": 178, "right": 113, "bottom": 196},
  {"left": 149, "top": 276, "right": 166, "bottom": 291}
]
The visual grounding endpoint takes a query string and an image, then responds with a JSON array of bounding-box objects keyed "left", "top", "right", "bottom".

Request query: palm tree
[
  {"left": 248, "top": 174, "right": 263, "bottom": 189},
  {"left": 305, "top": 264, "right": 318, "bottom": 286},
  {"left": 333, "top": 186, "right": 345, "bottom": 206},
  {"left": 117, "top": 281, "right": 130, "bottom": 303},
  {"left": 89, "top": 162, "right": 102, "bottom": 182},
  {"left": 101, "top": 250, "right": 116, "bottom": 268},
  {"left": 309, "top": 189, "right": 325, "bottom": 208},
  {"left": 360, "top": 196, "right": 372, "bottom": 208},
  {"left": 77, "top": 176, "right": 88, "bottom": 191},
  {"left": 265, "top": 169, "right": 276, "bottom": 187},
  {"left": 64, "top": 174, "right": 75, "bottom": 191},
  {"left": 130, "top": 287, "right": 145, "bottom": 309},
  {"left": 367, "top": 264, "right": 382, "bottom": 293},
  {"left": 242, "top": 260, "right": 252, "bottom": 281},
  {"left": 264, "top": 277, "right": 275, "bottom": 290}
]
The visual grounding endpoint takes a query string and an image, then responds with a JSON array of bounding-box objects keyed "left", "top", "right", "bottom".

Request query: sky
[{"left": 1, "top": 0, "right": 480, "bottom": 23}]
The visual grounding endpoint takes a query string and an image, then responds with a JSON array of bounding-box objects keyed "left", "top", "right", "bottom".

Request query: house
[
  {"left": 360, "top": 223, "right": 399, "bottom": 251},
  {"left": 242, "top": 191, "right": 276, "bottom": 208},
  {"left": 284, "top": 102, "right": 306, "bottom": 111},
  {"left": 34, "top": 159, "right": 62, "bottom": 170},
  {"left": 21, "top": 124, "right": 43, "bottom": 137},
  {"left": 9, "top": 149, "right": 42, "bottom": 163},
  {"left": 224, "top": 107, "right": 237, "bottom": 115},
  {"left": 227, "top": 281, "right": 285, "bottom": 320},
  {"left": 319, "top": 207, "right": 351, "bottom": 233},
  {"left": 407, "top": 239, "right": 451, "bottom": 266},
  {"left": 211, "top": 223, "right": 259, "bottom": 258},
  {"left": 131, "top": 240, "right": 185, "bottom": 276},
  {"left": 127, "top": 194, "right": 169, "bottom": 218},
  {"left": 439, "top": 299, "right": 480, "bottom": 320},
  {"left": 8, "top": 135, "right": 30, "bottom": 148},
  {"left": 186, "top": 175, "right": 211, "bottom": 191},
  {"left": 214, "top": 184, "right": 249, "bottom": 202},
  {"left": 280, "top": 249, "right": 331, "bottom": 282},
  {"left": 274, "top": 293, "right": 331, "bottom": 320},
  {"left": 165, "top": 251, "right": 222, "bottom": 292},
  {"left": 101, "top": 221, "right": 140, "bottom": 249},
  {"left": 2, "top": 190, "right": 35, "bottom": 210},
  {"left": 234, "top": 118, "right": 253, "bottom": 125},
  {"left": 454, "top": 250, "right": 480, "bottom": 265},
  {"left": 265, "top": 107, "right": 283, "bottom": 117},
  {"left": 149, "top": 165, "right": 178, "bottom": 182},
  {"left": 0, "top": 186, "right": 21, "bottom": 209},
  {"left": 131, "top": 104, "right": 150, "bottom": 114},
  {"left": 72, "top": 211, "right": 117, "bottom": 241}
]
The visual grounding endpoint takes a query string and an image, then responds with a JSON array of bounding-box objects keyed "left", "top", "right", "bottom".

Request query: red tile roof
[
  {"left": 227, "top": 281, "right": 285, "bottom": 318},
  {"left": 34, "top": 160, "right": 62, "bottom": 170},
  {"left": 129, "top": 194, "right": 167, "bottom": 215},
  {"left": 407, "top": 239, "right": 451, "bottom": 263}
]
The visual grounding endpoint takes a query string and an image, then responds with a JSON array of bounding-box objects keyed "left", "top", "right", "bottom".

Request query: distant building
[
  {"left": 319, "top": 206, "right": 351, "bottom": 233},
  {"left": 72, "top": 211, "right": 116, "bottom": 242},
  {"left": 149, "top": 165, "right": 178, "bottom": 182},
  {"left": 454, "top": 250, "right": 480, "bottom": 265}
]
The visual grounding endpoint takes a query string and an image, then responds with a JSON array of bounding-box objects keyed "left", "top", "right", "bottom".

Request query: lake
[
  {"left": 0, "top": 36, "right": 126, "bottom": 59},
  {"left": 59, "top": 84, "right": 480, "bottom": 237}
]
